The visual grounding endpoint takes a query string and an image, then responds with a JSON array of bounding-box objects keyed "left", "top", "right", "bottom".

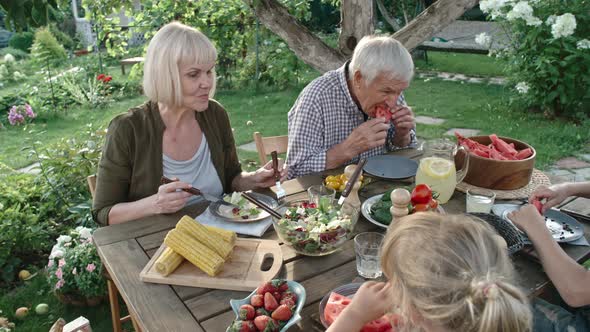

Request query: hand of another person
[
  {"left": 390, "top": 105, "right": 415, "bottom": 139},
  {"left": 342, "top": 281, "right": 393, "bottom": 325},
  {"left": 529, "top": 184, "right": 570, "bottom": 213},
  {"left": 153, "top": 180, "right": 193, "bottom": 214},
  {"left": 253, "top": 159, "right": 288, "bottom": 188},
  {"left": 508, "top": 204, "right": 545, "bottom": 235},
  {"left": 345, "top": 118, "right": 390, "bottom": 155}
]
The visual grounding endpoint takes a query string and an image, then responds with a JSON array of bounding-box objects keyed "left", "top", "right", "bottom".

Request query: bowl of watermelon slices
[
  {"left": 319, "top": 283, "right": 402, "bottom": 331},
  {"left": 455, "top": 133, "right": 536, "bottom": 190}
]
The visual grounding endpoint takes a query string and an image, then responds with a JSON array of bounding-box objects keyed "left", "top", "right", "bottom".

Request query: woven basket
[
  {"left": 457, "top": 169, "right": 551, "bottom": 200},
  {"left": 469, "top": 213, "right": 525, "bottom": 255}
]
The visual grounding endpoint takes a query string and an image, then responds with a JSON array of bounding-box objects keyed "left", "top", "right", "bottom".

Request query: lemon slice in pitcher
[{"left": 420, "top": 157, "right": 454, "bottom": 179}]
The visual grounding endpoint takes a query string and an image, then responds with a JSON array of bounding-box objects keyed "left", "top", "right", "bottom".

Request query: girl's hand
[
  {"left": 153, "top": 180, "right": 192, "bottom": 214},
  {"left": 508, "top": 204, "right": 545, "bottom": 234},
  {"left": 529, "top": 184, "right": 569, "bottom": 213}
]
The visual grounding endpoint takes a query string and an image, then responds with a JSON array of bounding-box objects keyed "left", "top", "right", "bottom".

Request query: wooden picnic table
[{"left": 93, "top": 149, "right": 590, "bottom": 332}]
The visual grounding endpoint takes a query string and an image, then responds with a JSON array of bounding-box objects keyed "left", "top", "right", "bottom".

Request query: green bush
[
  {"left": 8, "top": 31, "right": 34, "bottom": 52},
  {"left": 30, "top": 27, "right": 67, "bottom": 64},
  {"left": 49, "top": 23, "right": 75, "bottom": 50},
  {"left": 0, "top": 127, "right": 104, "bottom": 284},
  {"left": 0, "top": 47, "right": 30, "bottom": 60},
  {"left": 480, "top": 0, "right": 590, "bottom": 119}
]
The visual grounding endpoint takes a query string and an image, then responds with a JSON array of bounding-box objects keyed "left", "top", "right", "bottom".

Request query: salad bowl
[{"left": 271, "top": 198, "right": 359, "bottom": 256}]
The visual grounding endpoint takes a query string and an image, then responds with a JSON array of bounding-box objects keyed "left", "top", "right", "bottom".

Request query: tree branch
[
  {"left": 375, "top": 0, "right": 401, "bottom": 31},
  {"left": 392, "top": 0, "right": 479, "bottom": 51},
  {"left": 242, "top": 0, "right": 346, "bottom": 72}
]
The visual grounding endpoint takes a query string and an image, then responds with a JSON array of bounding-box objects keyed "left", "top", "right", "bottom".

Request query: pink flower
[
  {"left": 86, "top": 263, "right": 96, "bottom": 273},
  {"left": 47, "top": 260, "right": 54, "bottom": 268},
  {"left": 7, "top": 106, "right": 24, "bottom": 125},
  {"left": 24, "top": 104, "right": 35, "bottom": 118},
  {"left": 58, "top": 258, "right": 66, "bottom": 267},
  {"left": 56, "top": 279, "right": 65, "bottom": 289},
  {"left": 72, "top": 267, "right": 77, "bottom": 275},
  {"left": 55, "top": 268, "right": 63, "bottom": 279}
]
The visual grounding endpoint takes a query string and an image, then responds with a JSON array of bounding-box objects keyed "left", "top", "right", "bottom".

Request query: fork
[{"left": 271, "top": 151, "right": 286, "bottom": 201}]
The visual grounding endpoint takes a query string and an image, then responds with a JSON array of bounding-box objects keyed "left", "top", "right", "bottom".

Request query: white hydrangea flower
[
  {"left": 3, "top": 54, "right": 15, "bottom": 62},
  {"left": 13, "top": 71, "right": 25, "bottom": 80},
  {"left": 57, "top": 235, "right": 72, "bottom": 244},
  {"left": 546, "top": 15, "right": 556, "bottom": 25},
  {"left": 79, "top": 228, "right": 92, "bottom": 240},
  {"left": 526, "top": 17, "right": 542, "bottom": 26},
  {"left": 480, "top": 0, "right": 509, "bottom": 18},
  {"left": 475, "top": 33, "right": 492, "bottom": 47},
  {"left": 577, "top": 39, "right": 590, "bottom": 50},
  {"left": 551, "top": 13, "right": 576, "bottom": 39},
  {"left": 0, "top": 64, "right": 8, "bottom": 76},
  {"left": 49, "top": 249, "right": 64, "bottom": 259},
  {"left": 506, "top": 2, "right": 534, "bottom": 21},
  {"left": 515, "top": 82, "right": 530, "bottom": 94}
]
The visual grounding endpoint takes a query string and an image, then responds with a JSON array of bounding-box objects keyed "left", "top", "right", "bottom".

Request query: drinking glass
[
  {"left": 466, "top": 188, "right": 496, "bottom": 213},
  {"left": 354, "top": 232, "right": 384, "bottom": 279},
  {"left": 307, "top": 185, "right": 336, "bottom": 206}
]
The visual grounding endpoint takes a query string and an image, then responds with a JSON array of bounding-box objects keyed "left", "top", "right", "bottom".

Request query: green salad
[
  {"left": 275, "top": 198, "right": 354, "bottom": 255},
  {"left": 370, "top": 189, "right": 394, "bottom": 225},
  {"left": 222, "top": 192, "right": 261, "bottom": 219}
]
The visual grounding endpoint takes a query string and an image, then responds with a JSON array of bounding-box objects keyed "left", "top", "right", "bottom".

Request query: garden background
[{"left": 0, "top": 0, "right": 589, "bottom": 331}]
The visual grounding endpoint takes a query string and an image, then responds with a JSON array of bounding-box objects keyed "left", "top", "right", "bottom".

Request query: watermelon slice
[
  {"left": 374, "top": 106, "right": 392, "bottom": 122},
  {"left": 324, "top": 292, "right": 398, "bottom": 332}
]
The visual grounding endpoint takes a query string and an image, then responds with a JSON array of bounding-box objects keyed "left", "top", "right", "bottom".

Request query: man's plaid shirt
[{"left": 286, "top": 62, "right": 417, "bottom": 179}]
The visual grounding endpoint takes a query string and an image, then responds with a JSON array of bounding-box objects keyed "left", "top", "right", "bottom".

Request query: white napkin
[{"left": 193, "top": 207, "right": 273, "bottom": 237}]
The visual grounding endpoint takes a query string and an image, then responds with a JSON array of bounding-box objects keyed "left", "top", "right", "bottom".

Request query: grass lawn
[{"left": 414, "top": 51, "right": 507, "bottom": 77}]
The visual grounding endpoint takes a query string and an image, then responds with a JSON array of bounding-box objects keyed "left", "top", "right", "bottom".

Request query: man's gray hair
[{"left": 348, "top": 35, "right": 414, "bottom": 84}]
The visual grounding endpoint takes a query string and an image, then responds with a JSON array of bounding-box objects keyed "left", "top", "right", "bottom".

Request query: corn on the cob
[
  {"left": 177, "top": 216, "right": 234, "bottom": 260},
  {"left": 164, "top": 229, "right": 224, "bottom": 276},
  {"left": 204, "top": 225, "right": 236, "bottom": 246},
  {"left": 154, "top": 247, "right": 184, "bottom": 276}
]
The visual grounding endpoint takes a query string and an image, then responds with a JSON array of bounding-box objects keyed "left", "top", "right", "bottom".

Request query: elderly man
[{"left": 286, "top": 35, "right": 417, "bottom": 179}]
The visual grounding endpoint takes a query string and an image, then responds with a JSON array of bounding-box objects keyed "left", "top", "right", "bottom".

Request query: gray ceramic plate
[
  {"left": 209, "top": 192, "right": 277, "bottom": 223},
  {"left": 363, "top": 155, "right": 418, "bottom": 180},
  {"left": 319, "top": 283, "right": 363, "bottom": 329},
  {"left": 492, "top": 204, "right": 585, "bottom": 243},
  {"left": 361, "top": 194, "right": 445, "bottom": 229}
]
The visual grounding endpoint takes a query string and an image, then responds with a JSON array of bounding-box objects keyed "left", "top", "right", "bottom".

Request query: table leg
[{"left": 107, "top": 279, "right": 123, "bottom": 332}]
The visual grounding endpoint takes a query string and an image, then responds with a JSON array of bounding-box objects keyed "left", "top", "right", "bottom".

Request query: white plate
[
  {"left": 361, "top": 193, "right": 445, "bottom": 229},
  {"left": 209, "top": 192, "right": 277, "bottom": 223}
]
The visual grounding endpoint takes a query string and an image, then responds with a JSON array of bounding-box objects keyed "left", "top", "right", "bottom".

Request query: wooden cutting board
[{"left": 140, "top": 238, "right": 283, "bottom": 291}]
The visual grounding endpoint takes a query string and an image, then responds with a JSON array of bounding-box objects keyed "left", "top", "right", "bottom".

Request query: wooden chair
[
  {"left": 87, "top": 174, "right": 142, "bottom": 332},
  {"left": 253, "top": 132, "right": 288, "bottom": 165}
]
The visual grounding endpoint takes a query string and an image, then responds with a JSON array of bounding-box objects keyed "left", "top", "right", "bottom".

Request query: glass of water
[
  {"left": 307, "top": 185, "right": 336, "bottom": 206},
  {"left": 354, "top": 232, "right": 384, "bottom": 279},
  {"left": 466, "top": 188, "right": 496, "bottom": 213}
]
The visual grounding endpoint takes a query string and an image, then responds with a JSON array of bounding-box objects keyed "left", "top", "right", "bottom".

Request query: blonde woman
[
  {"left": 327, "top": 213, "right": 532, "bottom": 332},
  {"left": 92, "top": 22, "right": 286, "bottom": 226}
]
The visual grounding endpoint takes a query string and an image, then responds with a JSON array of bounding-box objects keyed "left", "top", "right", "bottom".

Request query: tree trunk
[
  {"left": 243, "top": 0, "right": 478, "bottom": 73},
  {"left": 338, "top": 0, "right": 374, "bottom": 56},
  {"left": 376, "top": 0, "right": 402, "bottom": 31},
  {"left": 242, "top": 0, "right": 346, "bottom": 72},
  {"left": 392, "top": 0, "right": 479, "bottom": 51}
]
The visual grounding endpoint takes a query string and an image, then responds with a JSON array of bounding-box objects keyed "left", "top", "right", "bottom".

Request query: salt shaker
[{"left": 390, "top": 188, "right": 411, "bottom": 222}]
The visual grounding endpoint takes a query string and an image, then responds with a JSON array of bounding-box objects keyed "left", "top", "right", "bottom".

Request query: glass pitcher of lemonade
[{"left": 415, "top": 139, "right": 470, "bottom": 204}]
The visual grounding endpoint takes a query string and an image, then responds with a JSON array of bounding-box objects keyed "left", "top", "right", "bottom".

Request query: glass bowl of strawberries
[{"left": 227, "top": 279, "right": 306, "bottom": 332}]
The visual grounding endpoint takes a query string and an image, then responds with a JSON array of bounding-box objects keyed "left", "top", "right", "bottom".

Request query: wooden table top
[{"left": 93, "top": 149, "right": 590, "bottom": 332}]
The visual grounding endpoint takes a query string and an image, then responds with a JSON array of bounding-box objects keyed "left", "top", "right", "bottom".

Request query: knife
[
  {"left": 160, "top": 176, "right": 238, "bottom": 208},
  {"left": 338, "top": 158, "right": 367, "bottom": 205}
]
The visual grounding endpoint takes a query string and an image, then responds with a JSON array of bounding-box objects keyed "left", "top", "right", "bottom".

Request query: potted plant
[{"left": 46, "top": 227, "right": 107, "bottom": 306}]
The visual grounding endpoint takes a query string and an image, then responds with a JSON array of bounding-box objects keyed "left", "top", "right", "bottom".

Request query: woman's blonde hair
[
  {"left": 143, "top": 21, "right": 217, "bottom": 107},
  {"left": 381, "top": 213, "right": 532, "bottom": 332},
  {"left": 348, "top": 35, "right": 414, "bottom": 84}
]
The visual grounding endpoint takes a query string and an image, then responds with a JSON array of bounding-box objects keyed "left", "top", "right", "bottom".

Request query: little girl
[{"left": 327, "top": 213, "right": 532, "bottom": 332}]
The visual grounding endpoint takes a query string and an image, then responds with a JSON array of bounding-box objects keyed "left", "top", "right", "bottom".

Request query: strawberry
[
  {"left": 280, "top": 291, "right": 297, "bottom": 303},
  {"left": 271, "top": 304, "right": 293, "bottom": 321},
  {"left": 256, "top": 281, "right": 278, "bottom": 295},
  {"left": 272, "top": 291, "right": 282, "bottom": 301},
  {"left": 250, "top": 294, "right": 264, "bottom": 307},
  {"left": 227, "top": 320, "right": 256, "bottom": 332},
  {"left": 254, "top": 315, "right": 278, "bottom": 332},
  {"left": 279, "top": 297, "right": 296, "bottom": 308},
  {"left": 264, "top": 292, "right": 279, "bottom": 312},
  {"left": 277, "top": 281, "right": 289, "bottom": 292},
  {"left": 238, "top": 304, "right": 255, "bottom": 320},
  {"left": 255, "top": 307, "right": 270, "bottom": 317}
]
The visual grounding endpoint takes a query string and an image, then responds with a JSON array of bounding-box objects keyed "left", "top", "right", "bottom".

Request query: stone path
[{"left": 418, "top": 71, "right": 507, "bottom": 85}]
